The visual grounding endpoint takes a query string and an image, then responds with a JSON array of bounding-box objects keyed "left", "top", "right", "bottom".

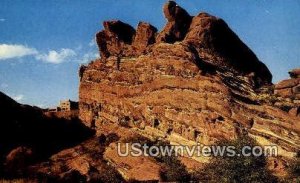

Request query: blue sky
[{"left": 0, "top": 0, "right": 299, "bottom": 107}]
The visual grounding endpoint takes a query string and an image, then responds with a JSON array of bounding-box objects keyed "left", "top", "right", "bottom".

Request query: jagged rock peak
[
  {"left": 156, "top": 1, "right": 192, "bottom": 43},
  {"left": 96, "top": 20, "right": 136, "bottom": 58},
  {"left": 95, "top": 1, "right": 272, "bottom": 86},
  {"left": 96, "top": 20, "right": 157, "bottom": 59},
  {"left": 163, "top": 1, "right": 190, "bottom": 22}
]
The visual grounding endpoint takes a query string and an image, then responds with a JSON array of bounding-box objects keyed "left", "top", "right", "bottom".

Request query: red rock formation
[{"left": 79, "top": 2, "right": 300, "bottom": 180}]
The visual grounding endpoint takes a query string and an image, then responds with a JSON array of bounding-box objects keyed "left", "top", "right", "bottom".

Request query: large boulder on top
[
  {"left": 156, "top": 1, "right": 192, "bottom": 43},
  {"left": 96, "top": 20, "right": 136, "bottom": 58},
  {"left": 183, "top": 12, "right": 272, "bottom": 86}
]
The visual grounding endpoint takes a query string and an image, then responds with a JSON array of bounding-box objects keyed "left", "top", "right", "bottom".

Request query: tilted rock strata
[{"left": 80, "top": 1, "right": 300, "bottom": 163}]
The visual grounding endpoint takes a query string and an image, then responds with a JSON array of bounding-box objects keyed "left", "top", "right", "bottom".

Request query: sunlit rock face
[{"left": 80, "top": 1, "right": 300, "bottom": 158}]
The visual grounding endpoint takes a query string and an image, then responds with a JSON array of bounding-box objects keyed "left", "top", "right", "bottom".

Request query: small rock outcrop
[
  {"left": 274, "top": 68, "right": 300, "bottom": 117},
  {"left": 96, "top": 20, "right": 157, "bottom": 59},
  {"left": 5, "top": 146, "right": 33, "bottom": 175},
  {"left": 289, "top": 68, "right": 300, "bottom": 78},
  {"left": 96, "top": 20, "right": 136, "bottom": 58}
]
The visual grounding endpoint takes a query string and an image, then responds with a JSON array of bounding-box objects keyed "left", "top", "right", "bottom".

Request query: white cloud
[
  {"left": 13, "top": 94, "right": 24, "bottom": 102},
  {"left": 0, "top": 18, "right": 5, "bottom": 22},
  {"left": 35, "top": 48, "right": 77, "bottom": 64},
  {"left": 0, "top": 42, "right": 95, "bottom": 64},
  {"left": 0, "top": 44, "right": 38, "bottom": 60}
]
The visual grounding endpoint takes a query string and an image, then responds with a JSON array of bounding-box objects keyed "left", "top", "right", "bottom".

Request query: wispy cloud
[
  {"left": 89, "top": 39, "right": 96, "bottom": 47},
  {"left": 80, "top": 52, "right": 98, "bottom": 63},
  {"left": 13, "top": 94, "right": 24, "bottom": 102},
  {"left": 35, "top": 48, "right": 77, "bottom": 64},
  {"left": 0, "top": 44, "right": 38, "bottom": 60},
  {"left": 0, "top": 18, "right": 5, "bottom": 22}
]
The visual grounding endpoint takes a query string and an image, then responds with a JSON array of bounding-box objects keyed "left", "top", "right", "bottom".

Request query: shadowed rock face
[
  {"left": 96, "top": 20, "right": 136, "bottom": 58},
  {"left": 96, "top": 20, "right": 158, "bottom": 59},
  {"left": 0, "top": 91, "right": 94, "bottom": 178},
  {"left": 80, "top": 2, "right": 300, "bottom": 179}
]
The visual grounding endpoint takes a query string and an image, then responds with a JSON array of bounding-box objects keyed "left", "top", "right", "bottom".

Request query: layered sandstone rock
[{"left": 79, "top": 2, "right": 300, "bottom": 178}]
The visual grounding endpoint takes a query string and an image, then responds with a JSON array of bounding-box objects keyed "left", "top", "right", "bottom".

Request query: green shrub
[
  {"left": 193, "top": 136, "right": 278, "bottom": 183},
  {"left": 159, "top": 155, "right": 191, "bottom": 182},
  {"left": 89, "top": 165, "right": 124, "bottom": 183},
  {"left": 155, "top": 141, "right": 191, "bottom": 182},
  {"left": 286, "top": 151, "right": 300, "bottom": 181}
]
